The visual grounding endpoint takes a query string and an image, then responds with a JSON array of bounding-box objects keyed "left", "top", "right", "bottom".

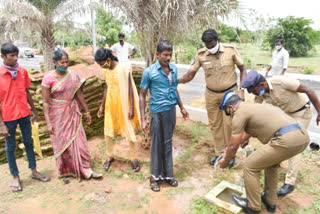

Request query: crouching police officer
[
  {"left": 218, "top": 91, "right": 309, "bottom": 214},
  {"left": 241, "top": 70, "right": 320, "bottom": 197}
]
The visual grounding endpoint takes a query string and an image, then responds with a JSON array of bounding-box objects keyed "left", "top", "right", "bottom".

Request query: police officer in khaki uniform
[
  {"left": 241, "top": 70, "right": 320, "bottom": 197},
  {"left": 218, "top": 91, "right": 309, "bottom": 214},
  {"left": 177, "top": 29, "right": 247, "bottom": 166}
]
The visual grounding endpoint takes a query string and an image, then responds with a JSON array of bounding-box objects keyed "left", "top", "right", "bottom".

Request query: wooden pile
[{"left": 0, "top": 64, "right": 145, "bottom": 163}]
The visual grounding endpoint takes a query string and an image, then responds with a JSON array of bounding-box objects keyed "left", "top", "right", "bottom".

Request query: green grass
[
  {"left": 190, "top": 198, "right": 218, "bottom": 214},
  {"left": 235, "top": 43, "right": 320, "bottom": 73}
]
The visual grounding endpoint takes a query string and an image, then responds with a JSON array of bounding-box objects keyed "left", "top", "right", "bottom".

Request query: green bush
[
  {"left": 302, "top": 67, "right": 314, "bottom": 74},
  {"left": 178, "top": 45, "right": 197, "bottom": 64}
]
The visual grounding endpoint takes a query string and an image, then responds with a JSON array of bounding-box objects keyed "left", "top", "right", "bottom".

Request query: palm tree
[
  {"left": 102, "top": 0, "right": 242, "bottom": 66},
  {"left": 0, "top": 0, "right": 89, "bottom": 71}
]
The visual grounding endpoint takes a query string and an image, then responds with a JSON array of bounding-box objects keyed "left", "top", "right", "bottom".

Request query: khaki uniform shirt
[
  {"left": 190, "top": 44, "right": 244, "bottom": 91},
  {"left": 256, "top": 76, "right": 309, "bottom": 114},
  {"left": 232, "top": 102, "right": 297, "bottom": 144}
]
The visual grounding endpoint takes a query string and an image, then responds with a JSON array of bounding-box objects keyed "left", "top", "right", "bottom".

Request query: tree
[
  {"left": 266, "top": 16, "right": 317, "bottom": 57},
  {"left": 102, "top": 0, "right": 241, "bottom": 66},
  {"left": 95, "top": 8, "right": 125, "bottom": 48},
  {"left": 0, "top": 0, "right": 89, "bottom": 71}
]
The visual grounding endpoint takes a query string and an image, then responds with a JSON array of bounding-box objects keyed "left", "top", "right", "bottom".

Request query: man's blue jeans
[{"left": 5, "top": 115, "right": 36, "bottom": 176}]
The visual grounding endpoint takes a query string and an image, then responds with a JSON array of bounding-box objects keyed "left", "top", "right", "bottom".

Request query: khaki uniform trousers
[
  {"left": 244, "top": 129, "right": 309, "bottom": 211},
  {"left": 285, "top": 106, "right": 312, "bottom": 185},
  {"left": 205, "top": 87, "right": 237, "bottom": 156}
]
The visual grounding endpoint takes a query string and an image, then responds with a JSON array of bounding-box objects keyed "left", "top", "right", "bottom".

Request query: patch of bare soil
[{"left": 0, "top": 120, "right": 319, "bottom": 214}]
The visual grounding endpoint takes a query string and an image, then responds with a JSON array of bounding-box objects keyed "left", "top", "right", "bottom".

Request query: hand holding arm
[{"left": 177, "top": 69, "right": 197, "bottom": 84}]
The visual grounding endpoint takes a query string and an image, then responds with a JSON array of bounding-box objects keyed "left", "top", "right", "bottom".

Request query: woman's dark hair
[
  {"left": 201, "top": 29, "right": 219, "bottom": 43},
  {"left": 1, "top": 43, "right": 19, "bottom": 56},
  {"left": 223, "top": 94, "right": 241, "bottom": 111},
  {"left": 53, "top": 49, "right": 68, "bottom": 61},
  {"left": 156, "top": 40, "right": 173, "bottom": 53},
  {"left": 94, "top": 48, "right": 118, "bottom": 62}
]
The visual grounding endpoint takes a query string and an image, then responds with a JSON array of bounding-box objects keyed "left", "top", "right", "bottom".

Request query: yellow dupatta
[{"left": 117, "top": 63, "right": 141, "bottom": 142}]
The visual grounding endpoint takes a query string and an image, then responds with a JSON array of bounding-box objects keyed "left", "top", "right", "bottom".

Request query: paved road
[
  {"left": 176, "top": 68, "right": 320, "bottom": 139},
  {"left": 1, "top": 56, "right": 319, "bottom": 139},
  {"left": 0, "top": 55, "right": 43, "bottom": 71}
]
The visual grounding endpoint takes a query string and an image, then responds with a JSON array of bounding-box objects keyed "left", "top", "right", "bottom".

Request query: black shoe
[
  {"left": 277, "top": 183, "right": 295, "bottom": 197},
  {"left": 210, "top": 156, "right": 219, "bottom": 165},
  {"left": 229, "top": 157, "right": 235, "bottom": 168},
  {"left": 261, "top": 192, "right": 276, "bottom": 213},
  {"left": 232, "top": 193, "right": 260, "bottom": 214}
]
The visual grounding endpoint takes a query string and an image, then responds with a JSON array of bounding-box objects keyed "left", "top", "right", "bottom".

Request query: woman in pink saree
[{"left": 41, "top": 50, "right": 102, "bottom": 182}]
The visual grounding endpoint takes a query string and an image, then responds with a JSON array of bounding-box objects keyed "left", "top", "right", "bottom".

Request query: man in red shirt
[{"left": 0, "top": 43, "right": 50, "bottom": 192}]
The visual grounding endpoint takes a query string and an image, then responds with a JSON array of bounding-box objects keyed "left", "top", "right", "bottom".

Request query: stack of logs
[{"left": 0, "top": 64, "right": 146, "bottom": 163}]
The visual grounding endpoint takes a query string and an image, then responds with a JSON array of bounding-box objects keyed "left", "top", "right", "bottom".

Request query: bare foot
[
  {"left": 11, "top": 176, "right": 22, "bottom": 192},
  {"left": 31, "top": 169, "right": 50, "bottom": 182}
]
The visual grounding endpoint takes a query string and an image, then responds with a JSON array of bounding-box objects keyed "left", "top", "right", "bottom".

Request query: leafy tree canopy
[
  {"left": 95, "top": 8, "right": 126, "bottom": 48},
  {"left": 266, "top": 16, "right": 317, "bottom": 57}
]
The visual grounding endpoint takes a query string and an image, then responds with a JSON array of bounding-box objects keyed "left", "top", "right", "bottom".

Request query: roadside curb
[
  {"left": 131, "top": 61, "right": 320, "bottom": 82},
  {"left": 177, "top": 105, "right": 320, "bottom": 144}
]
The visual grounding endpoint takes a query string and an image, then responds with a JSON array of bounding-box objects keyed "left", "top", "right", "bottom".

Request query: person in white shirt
[
  {"left": 266, "top": 39, "right": 289, "bottom": 77},
  {"left": 110, "top": 33, "right": 137, "bottom": 63}
]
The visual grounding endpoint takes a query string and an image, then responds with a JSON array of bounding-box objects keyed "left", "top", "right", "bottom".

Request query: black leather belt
[
  {"left": 206, "top": 83, "right": 237, "bottom": 93},
  {"left": 291, "top": 101, "right": 311, "bottom": 114}
]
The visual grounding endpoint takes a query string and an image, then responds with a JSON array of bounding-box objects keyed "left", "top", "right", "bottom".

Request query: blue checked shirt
[{"left": 140, "top": 61, "right": 178, "bottom": 113}]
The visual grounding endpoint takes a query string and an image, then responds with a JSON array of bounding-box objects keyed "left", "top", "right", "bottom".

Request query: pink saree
[{"left": 42, "top": 70, "right": 93, "bottom": 179}]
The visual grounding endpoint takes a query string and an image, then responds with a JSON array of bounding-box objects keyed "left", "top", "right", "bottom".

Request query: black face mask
[{"left": 119, "top": 40, "right": 124, "bottom": 43}]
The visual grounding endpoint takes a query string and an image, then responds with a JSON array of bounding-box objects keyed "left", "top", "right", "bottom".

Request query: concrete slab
[{"left": 204, "top": 180, "right": 246, "bottom": 214}]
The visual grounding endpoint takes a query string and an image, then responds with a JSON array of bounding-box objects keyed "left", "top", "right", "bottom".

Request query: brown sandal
[
  {"left": 131, "top": 159, "right": 141, "bottom": 172},
  {"left": 150, "top": 177, "right": 160, "bottom": 192},
  {"left": 103, "top": 157, "right": 114, "bottom": 171}
]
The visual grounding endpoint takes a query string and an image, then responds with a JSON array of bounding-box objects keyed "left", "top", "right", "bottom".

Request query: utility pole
[{"left": 90, "top": 0, "right": 96, "bottom": 56}]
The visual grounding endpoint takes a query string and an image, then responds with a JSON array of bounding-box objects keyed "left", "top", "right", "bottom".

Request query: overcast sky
[{"left": 239, "top": 0, "right": 320, "bottom": 29}]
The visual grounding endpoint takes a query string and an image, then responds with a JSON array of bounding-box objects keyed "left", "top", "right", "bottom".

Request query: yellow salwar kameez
[{"left": 102, "top": 63, "right": 140, "bottom": 160}]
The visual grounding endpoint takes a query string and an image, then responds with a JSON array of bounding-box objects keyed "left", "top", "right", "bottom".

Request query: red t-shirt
[{"left": 0, "top": 66, "right": 32, "bottom": 122}]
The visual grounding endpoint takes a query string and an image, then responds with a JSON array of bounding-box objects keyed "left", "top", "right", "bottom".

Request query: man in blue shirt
[{"left": 139, "top": 40, "right": 189, "bottom": 192}]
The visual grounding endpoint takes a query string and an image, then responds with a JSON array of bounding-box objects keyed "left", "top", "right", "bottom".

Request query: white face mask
[
  {"left": 207, "top": 42, "right": 220, "bottom": 54},
  {"left": 275, "top": 45, "right": 282, "bottom": 51}
]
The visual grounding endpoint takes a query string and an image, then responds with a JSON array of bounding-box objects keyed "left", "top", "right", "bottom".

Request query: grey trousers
[{"left": 150, "top": 107, "right": 176, "bottom": 180}]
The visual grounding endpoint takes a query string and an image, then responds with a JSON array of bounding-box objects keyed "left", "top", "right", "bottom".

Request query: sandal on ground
[
  {"left": 32, "top": 173, "right": 51, "bottom": 182},
  {"left": 62, "top": 177, "right": 70, "bottom": 184},
  {"left": 131, "top": 159, "right": 141, "bottom": 172},
  {"left": 103, "top": 157, "right": 114, "bottom": 171},
  {"left": 91, "top": 171, "right": 103, "bottom": 179},
  {"left": 150, "top": 177, "right": 160, "bottom": 192},
  {"left": 11, "top": 178, "right": 23, "bottom": 192},
  {"left": 166, "top": 178, "right": 178, "bottom": 187}
]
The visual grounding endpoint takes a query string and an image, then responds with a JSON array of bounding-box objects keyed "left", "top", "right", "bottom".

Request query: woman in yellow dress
[{"left": 95, "top": 48, "right": 141, "bottom": 172}]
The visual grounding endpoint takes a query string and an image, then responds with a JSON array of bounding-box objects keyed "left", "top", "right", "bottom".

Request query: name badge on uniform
[{"left": 203, "top": 61, "right": 211, "bottom": 65}]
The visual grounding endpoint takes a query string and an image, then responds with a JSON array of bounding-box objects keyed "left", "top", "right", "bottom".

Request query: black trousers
[{"left": 150, "top": 107, "right": 176, "bottom": 180}]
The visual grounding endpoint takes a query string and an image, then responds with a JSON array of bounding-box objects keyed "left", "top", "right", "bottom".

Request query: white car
[
  {"left": 14, "top": 41, "right": 35, "bottom": 58},
  {"left": 18, "top": 45, "right": 35, "bottom": 58}
]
